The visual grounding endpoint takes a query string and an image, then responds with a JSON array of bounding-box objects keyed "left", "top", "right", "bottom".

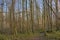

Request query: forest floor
[{"left": 0, "top": 31, "right": 60, "bottom": 40}]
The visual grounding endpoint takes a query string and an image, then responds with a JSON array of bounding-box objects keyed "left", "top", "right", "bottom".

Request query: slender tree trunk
[
  {"left": 26, "top": 0, "right": 29, "bottom": 33},
  {"left": 9, "top": 0, "right": 17, "bottom": 40},
  {"left": 22, "top": 0, "right": 25, "bottom": 33},
  {"left": 35, "top": 0, "right": 40, "bottom": 32},
  {"left": 0, "top": 0, "right": 4, "bottom": 31},
  {"left": 30, "top": 0, "right": 34, "bottom": 33},
  {"left": 55, "top": 0, "right": 59, "bottom": 30},
  {"left": 42, "top": 0, "right": 45, "bottom": 32}
]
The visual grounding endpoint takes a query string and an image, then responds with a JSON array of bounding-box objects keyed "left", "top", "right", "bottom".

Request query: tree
[
  {"left": 55, "top": 0, "right": 59, "bottom": 30},
  {"left": 0, "top": 0, "right": 4, "bottom": 31},
  {"left": 34, "top": 0, "right": 41, "bottom": 32},
  {"left": 29, "top": 0, "right": 34, "bottom": 33}
]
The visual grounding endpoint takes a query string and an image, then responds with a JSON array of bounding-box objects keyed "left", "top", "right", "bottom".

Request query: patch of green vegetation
[
  {"left": 0, "top": 34, "right": 9, "bottom": 40},
  {"left": 0, "top": 31, "right": 60, "bottom": 40},
  {"left": 46, "top": 31, "right": 60, "bottom": 38},
  {"left": 17, "top": 32, "right": 40, "bottom": 38},
  {"left": 0, "top": 32, "right": 40, "bottom": 40}
]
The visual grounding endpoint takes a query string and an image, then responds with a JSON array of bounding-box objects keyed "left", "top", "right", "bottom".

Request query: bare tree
[
  {"left": 0, "top": 0, "right": 4, "bottom": 31},
  {"left": 34, "top": 0, "right": 40, "bottom": 32},
  {"left": 29, "top": 0, "right": 34, "bottom": 33},
  {"left": 55, "top": 0, "right": 59, "bottom": 30}
]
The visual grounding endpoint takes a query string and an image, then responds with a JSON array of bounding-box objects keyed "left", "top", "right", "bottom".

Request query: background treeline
[{"left": 0, "top": 0, "right": 60, "bottom": 35}]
